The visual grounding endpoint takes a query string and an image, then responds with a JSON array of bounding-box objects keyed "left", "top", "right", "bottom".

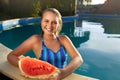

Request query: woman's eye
[
  {"left": 53, "top": 22, "right": 57, "bottom": 24},
  {"left": 45, "top": 20, "right": 48, "bottom": 23}
]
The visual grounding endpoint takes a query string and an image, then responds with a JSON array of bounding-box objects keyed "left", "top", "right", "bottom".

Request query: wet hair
[{"left": 41, "top": 8, "right": 62, "bottom": 36}]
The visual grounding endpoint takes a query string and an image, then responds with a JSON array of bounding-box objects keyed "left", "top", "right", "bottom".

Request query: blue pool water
[{"left": 0, "top": 18, "right": 120, "bottom": 80}]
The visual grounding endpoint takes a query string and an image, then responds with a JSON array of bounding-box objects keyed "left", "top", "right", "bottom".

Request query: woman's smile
[{"left": 46, "top": 27, "right": 53, "bottom": 32}]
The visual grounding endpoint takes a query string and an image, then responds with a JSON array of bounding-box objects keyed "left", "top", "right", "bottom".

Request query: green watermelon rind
[{"left": 18, "top": 57, "right": 59, "bottom": 79}]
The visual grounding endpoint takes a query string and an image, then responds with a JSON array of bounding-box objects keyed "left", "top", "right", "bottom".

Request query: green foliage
[
  {"left": 39, "top": 0, "right": 76, "bottom": 16},
  {"left": 31, "top": 0, "right": 41, "bottom": 17},
  {"left": 1, "top": 0, "right": 84, "bottom": 18}
]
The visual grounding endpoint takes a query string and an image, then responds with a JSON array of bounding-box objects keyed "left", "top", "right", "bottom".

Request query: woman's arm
[
  {"left": 7, "top": 35, "right": 39, "bottom": 67},
  {"left": 59, "top": 35, "right": 83, "bottom": 79}
]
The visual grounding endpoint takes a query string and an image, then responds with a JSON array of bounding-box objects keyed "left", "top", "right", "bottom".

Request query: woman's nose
[{"left": 47, "top": 22, "right": 52, "bottom": 27}]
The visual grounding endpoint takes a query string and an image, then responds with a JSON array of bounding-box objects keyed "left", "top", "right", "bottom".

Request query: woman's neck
[{"left": 43, "top": 33, "right": 57, "bottom": 41}]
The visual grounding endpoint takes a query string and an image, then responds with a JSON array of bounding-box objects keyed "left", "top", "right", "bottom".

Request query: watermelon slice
[{"left": 18, "top": 57, "right": 59, "bottom": 79}]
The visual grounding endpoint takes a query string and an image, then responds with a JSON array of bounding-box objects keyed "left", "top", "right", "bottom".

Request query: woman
[{"left": 7, "top": 8, "right": 83, "bottom": 80}]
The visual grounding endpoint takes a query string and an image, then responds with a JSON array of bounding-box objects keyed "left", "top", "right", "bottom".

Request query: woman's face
[{"left": 41, "top": 11, "right": 59, "bottom": 35}]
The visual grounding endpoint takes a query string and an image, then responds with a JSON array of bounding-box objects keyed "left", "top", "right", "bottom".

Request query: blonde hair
[{"left": 41, "top": 8, "right": 62, "bottom": 36}]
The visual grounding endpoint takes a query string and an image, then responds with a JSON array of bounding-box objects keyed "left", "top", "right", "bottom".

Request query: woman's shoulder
[
  {"left": 28, "top": 34, "right": 42, "bottom": 42},
  {"left": 59, "top": 35, "right": 70, "bottom": 40},
  {"left": 30, "top": 34, "right": 42, "bottom": 39},
  {"left": 58, "top": 35, "right": 71, "bottom": 44}
]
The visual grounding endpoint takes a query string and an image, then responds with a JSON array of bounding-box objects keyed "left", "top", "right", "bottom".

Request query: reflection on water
[
  {"left": 70, "top": 18, "right": 120, "bottom": 80},
  {"left": 0, "top": 18, "right": 120, "bottom": 80},
  {"left": 74, "top": 27, "right": 84, "bottom": 37}
]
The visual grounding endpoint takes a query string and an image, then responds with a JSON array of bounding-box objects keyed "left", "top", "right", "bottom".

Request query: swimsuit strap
[{"left": 40, "top": 36, "right": 67, "bottom": 68}]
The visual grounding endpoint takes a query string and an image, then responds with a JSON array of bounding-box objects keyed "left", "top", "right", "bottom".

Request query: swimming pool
[{"left": 0, "top": 16, "right": 120, "bottom": 80}]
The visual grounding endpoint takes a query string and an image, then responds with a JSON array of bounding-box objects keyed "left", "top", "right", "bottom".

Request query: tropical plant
[{"left": 32, "top": 0, "right": 41, "bottom": 17}]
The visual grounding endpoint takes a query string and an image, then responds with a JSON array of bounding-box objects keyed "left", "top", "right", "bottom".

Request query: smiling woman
[{"left": 7, "top": 8, "right": 83, "bottom": 80}]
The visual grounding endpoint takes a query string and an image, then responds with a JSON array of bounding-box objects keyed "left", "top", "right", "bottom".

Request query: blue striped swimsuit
[{"left": 39, "top": 37, "right": 68, "bottom": 68}]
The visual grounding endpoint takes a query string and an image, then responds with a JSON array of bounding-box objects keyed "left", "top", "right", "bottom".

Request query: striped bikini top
[{"left": 39, "top": 37, "right": 68, "bottom": 68}]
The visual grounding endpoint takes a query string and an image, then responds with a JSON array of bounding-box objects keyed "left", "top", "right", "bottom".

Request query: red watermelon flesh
[{"left": 18, "top": 57, "right": 59, "bottom": 78}]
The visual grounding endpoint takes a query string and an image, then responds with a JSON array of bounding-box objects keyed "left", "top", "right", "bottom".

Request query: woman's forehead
[
  {"left": 42, "top": 12, "right": 59, "bottom": 20},
  {"left": 43, "top": 11, "right": 57, "bottom": 16}
]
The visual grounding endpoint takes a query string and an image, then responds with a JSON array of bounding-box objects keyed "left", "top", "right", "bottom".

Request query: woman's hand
[{"left": 49, "top": 70, "right": 61, "bottom": 80}]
